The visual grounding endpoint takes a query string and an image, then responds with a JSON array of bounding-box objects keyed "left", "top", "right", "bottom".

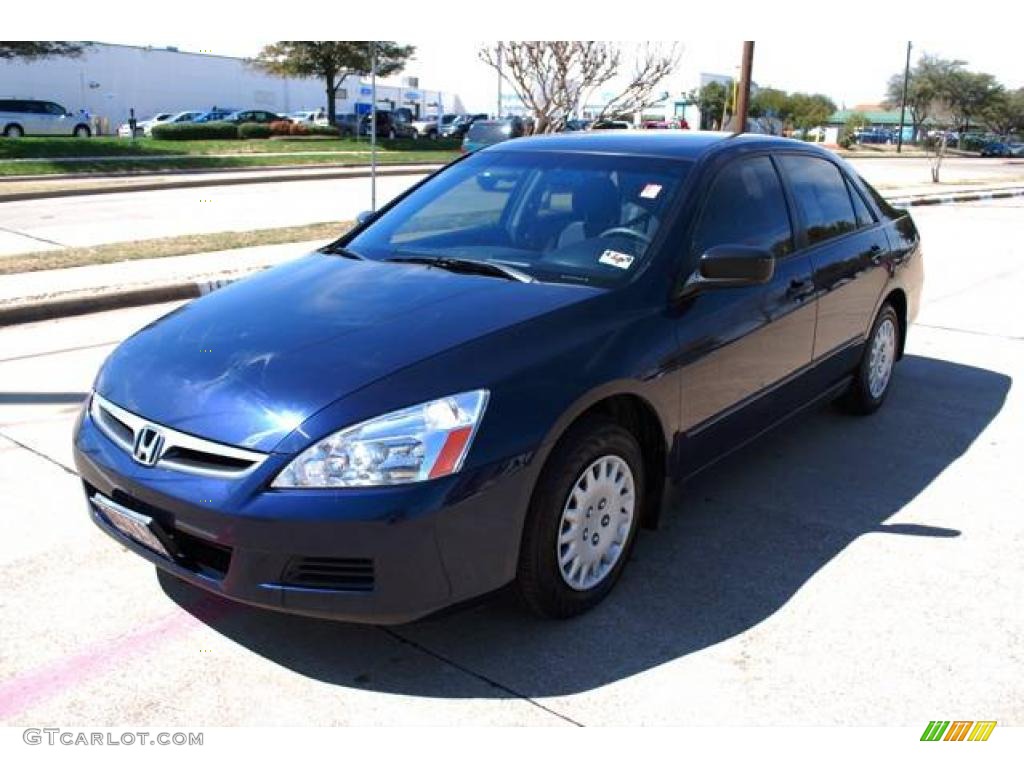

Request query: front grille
[
  {"left": 89, "top": 393, "right": 267, "bottom": 478},
  {"left": 281, "top": 557, "right": 375, "bottom": 592}
]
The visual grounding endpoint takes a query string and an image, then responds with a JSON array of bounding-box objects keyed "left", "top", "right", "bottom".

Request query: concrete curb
[
  {"left": 889, "top": 186, "right": 1024, "bottom": 207},
  {"left": 0, "top": 274, "right": 246, "bottom": 326},
  {"left": 0, "top": 163, "right": 442, "bottom": 202}
]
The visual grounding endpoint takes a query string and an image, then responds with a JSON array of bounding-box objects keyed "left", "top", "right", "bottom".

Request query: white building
[{"left": 0, "top": 42, "right": 458, "bottom": 133}]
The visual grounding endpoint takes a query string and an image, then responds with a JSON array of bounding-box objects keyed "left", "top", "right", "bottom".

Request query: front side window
[
  {"left": 44, "top": 102, "right": 66, "bottom": 116},
  {"left": 691, "top": 155, "right": 793, "bottom": 259},
  {"left": 778, "top": 155, "right": 858, "bottom": 246},
  {"left": 346, "top": 150, "right": 691, "bottom": 287}
]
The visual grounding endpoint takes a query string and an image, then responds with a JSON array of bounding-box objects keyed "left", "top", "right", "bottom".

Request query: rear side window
[
  {"left": 846, "top": 178, "right": 875, "bottom": 227},
  {"left": 778, "top": 155, "right": 857, "bottom": 246},
  {"left": 692, "top": 156, "right": 793, "bottom": 258}
]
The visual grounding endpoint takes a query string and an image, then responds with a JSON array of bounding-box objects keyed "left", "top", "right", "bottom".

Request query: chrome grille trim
[{"left": 89, "top": 392, "right": 268, "bottom": 478}]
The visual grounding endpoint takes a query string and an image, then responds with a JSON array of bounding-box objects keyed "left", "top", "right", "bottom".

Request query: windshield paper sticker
[
  {"left": 599, "top": 250, "right": 635, "bottom": 270},
  {"left": 640, "top": 183, "right": 662, "bottom": 199}
]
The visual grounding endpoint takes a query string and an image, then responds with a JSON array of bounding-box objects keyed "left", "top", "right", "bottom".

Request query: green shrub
[
  {"left": 150, "top": 121, "right": 238, "bottom": 140},
  {"left": 307, "top": 124, "right": 341, "bottom": 137},
  {"left": 238, "top": 122, "right": 272, "bottom": 139}
]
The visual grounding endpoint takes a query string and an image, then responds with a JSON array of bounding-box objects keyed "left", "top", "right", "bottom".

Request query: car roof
[{"left": 484, "top": 130, "right": 818, "bottom": 161}]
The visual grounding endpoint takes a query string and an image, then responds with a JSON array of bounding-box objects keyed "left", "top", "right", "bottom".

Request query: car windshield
[{"left": 345, "top": 150, "right": 691, "bottom": 288}]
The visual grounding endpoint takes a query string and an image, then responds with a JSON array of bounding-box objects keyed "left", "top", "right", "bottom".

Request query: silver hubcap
[
  {"left": 557, "top": 455, "right": 635, "bottom": 591},
  {"left": 868, "top": 317, "right": 896, "bottom": 398}
]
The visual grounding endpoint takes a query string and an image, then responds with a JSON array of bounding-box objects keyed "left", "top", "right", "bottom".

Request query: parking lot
[{"left": 0, "top": 198, "right": 1021, "bottom": 726}]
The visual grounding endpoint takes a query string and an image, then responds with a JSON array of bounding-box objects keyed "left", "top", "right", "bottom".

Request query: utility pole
[
  {"left": 370, "top": 41, "right": 377, "bottom": 212},
  {"left": 734, "top": 41, "right": 755, "bottom": 134},
  {"left": 897, "top": 41, "right": 912, "bottom": 153}
]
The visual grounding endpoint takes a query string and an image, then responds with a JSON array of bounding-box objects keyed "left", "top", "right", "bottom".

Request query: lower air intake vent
[{"left": 281, "top": 557, "right": 375, "bottom": 592}]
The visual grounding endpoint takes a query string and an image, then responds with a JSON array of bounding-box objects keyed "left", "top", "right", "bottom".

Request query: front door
[{"left": 674, "top": 154, "right": 817, "bottom": 467}]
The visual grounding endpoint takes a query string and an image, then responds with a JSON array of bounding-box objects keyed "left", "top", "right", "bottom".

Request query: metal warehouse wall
[{"left": 0, "top": 43, "right": 450, "bottom": 130}]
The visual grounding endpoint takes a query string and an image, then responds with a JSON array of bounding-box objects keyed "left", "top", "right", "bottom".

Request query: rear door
[
  {"left": 776, "top": 154, "right": 890, "bottom": 360},
  {"left": 675, "top": 154, "right": 817, "bottom": 441}
]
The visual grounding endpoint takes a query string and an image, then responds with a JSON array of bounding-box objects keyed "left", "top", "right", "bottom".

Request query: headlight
[{"left": 272, "top": 390, "right": 489, "bottom": 488}]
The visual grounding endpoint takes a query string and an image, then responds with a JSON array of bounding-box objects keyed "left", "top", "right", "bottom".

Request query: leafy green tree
[
  {"left": 787, "top": 92, "right": 836, "bottom": 132},
  {"left": 253, "top": 41, "right": 415, "bottom": 126},
  {"left": 749, "top": 87, "right": 789, "bottom": 119},
  {"left": 981, "top": 87, "right": 1024, "bottom": 136},
  {"left": 944, "top": 70, "right": 1003, "bottom": 135},
  {"left": 839, "top": 112, "right": 869, "bottom": 149},
  {"left": 0, "top": 41, "right": 87, "bottom": 60},
  {"left": 695, "top": 81, "right": 729, "bottom": 129}
]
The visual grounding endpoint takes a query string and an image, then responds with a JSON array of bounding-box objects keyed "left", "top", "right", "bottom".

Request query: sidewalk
[
  {"left": 0, "top": 163, "right": 444, "bottom": 202},
  {"left": 1, "top": 182, "right": 1022, "bottom": 326},
  {"left": 0, "top": 240, "right": 322, "bottom": 325}
]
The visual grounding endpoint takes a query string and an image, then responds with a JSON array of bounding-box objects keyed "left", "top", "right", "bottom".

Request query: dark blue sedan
[{"left": 73, "top": 131, "right": 923, "bottom": 623}]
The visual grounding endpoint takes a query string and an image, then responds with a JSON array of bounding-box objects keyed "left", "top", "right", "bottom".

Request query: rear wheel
[
  {"left": 3, "top": 124, "right": 24, "bottom": 138},
  {"left": 516, "top": 416, "right": 644, "bottom": 619},
  {"left": 838, "top": 303, "right": 900, "bottom": 415}
]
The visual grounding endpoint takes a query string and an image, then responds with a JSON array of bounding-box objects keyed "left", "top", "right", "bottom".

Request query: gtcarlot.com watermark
[{"left": 23, "top": 728, "right": 203, "bottom": 747}]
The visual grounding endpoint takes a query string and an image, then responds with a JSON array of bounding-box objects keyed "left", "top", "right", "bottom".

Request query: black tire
[
  {"left": 3, "top": 124, "right": 24, "bottom": 138},
  {"left": 837, "top": 303, "right": 901, "bottom": 415},
  {"left": 516, "top": 415, "right": 644, "bottom": 619},
  {"left": 73, "top": 124, "right": 91, "bottom": 138}
]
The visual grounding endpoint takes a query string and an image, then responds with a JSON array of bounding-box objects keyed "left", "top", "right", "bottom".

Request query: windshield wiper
[
  {"left": 319, "top": 243, "right": 365, "bottom": 260},
  {"left": 386, "top": 254, "right": 534, "bottom": 283}
]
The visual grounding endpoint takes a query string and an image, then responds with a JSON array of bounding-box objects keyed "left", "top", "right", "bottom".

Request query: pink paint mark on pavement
[{"left": 0, "top": 593, "right": 234, "bottom": 722}]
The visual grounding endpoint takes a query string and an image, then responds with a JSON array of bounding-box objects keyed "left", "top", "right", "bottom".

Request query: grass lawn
[
  {"left": 0, "top": 221, "right": 351, "bottom": 275},
  {"left": 0, "top": 136, "right": 461, "bottom": 176}
]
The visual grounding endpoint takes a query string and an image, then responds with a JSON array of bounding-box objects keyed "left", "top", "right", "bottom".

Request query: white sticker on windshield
[
  {"left": 640, "top": 183, "right": 662, "bottom": 199},
  {"left": 599, "top": 250, "right": 635, "bottom": 270}
]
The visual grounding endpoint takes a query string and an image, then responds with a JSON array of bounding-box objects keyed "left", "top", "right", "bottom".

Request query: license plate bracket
[{"left": 91, "top": 493, "right": 174, "bottom": 560}]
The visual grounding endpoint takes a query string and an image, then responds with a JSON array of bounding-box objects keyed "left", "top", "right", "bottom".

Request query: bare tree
[{"left": 479, "top": 41, "right": 680, "bottom": 133}]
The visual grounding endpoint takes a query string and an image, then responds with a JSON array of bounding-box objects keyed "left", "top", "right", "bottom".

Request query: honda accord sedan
[{"left": 73, "top": 131, "right": 923, "bottom": 623}]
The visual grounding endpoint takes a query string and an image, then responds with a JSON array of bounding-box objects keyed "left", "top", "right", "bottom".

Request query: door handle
[
  {"left": 787, "top": 279, "right": 814, "bottom": 301},
  {"left": 869, "top": 244, "right": 884, "bottom": 265}
]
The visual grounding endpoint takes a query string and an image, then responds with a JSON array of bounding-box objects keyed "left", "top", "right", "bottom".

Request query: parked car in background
[
  {"left": 461, "top": 117, "right": 525, "bottom": 153},
  {"left": 562, "top": 118, "right": 592, "bottom": 132},
  {"left": 591, "top": 120, "right": 633, "bottom": 130},
  {"left": 410, "top": 113, "right": 458, "bottom": 140},
  {"left": 980, "top": 140, "right": 1014, "bottom": 157},
  {"left": 222, "top": 110, "right": 287, "bottom": 125},
  {"left": 440, "top": 113, "right": 490, "bottom": 139},
  {"left": 193, "top": 108, "right": 238, "bottom": 124},
  {"left": 288, "top": 109, "right": 328, "bottom": 126},
  {"left": 333, "top": 113, "right": 360, "bottom": 138},
  {"left": 360, "top": 109, "right": 416, "bottom": 139},
  {"left": 117, "top": 112, "right": 172, "bottom": 138},
  {"left": 642, "top": 119, "right": 689, "bottom": 130},
  {"left": 854, "top": 128, "right": 893, "bottom": 144},
  {"left": 1, "top": 98, "right": 93, "bottom": 137},
  {"left": 74, "top": 132, "right": 922, "bottom": 624}
]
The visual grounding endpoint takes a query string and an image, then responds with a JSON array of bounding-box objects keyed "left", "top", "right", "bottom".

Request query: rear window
[{"left": 468, "top": 121, "right": 513, "bottom": 142}]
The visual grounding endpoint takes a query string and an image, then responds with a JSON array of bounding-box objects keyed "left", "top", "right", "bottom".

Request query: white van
[{"left": 0, "top": 99, "right": 92, "bottom": 137}]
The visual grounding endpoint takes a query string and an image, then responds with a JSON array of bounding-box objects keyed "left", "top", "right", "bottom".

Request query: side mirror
[
  {"left": 679, "top": 245, "right": 775, "bottom": 297},
  {"left": 356, "top": 210, "right": 376, "bottom": 227}
]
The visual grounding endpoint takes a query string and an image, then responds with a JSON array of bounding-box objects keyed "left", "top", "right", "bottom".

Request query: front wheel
[
  {"left": 73, "top": 124, "right": 91, "bottom": 138},
  {"left": 516, "top": 416, "right": 644, "bottom": 619},
  {"left": 838, "top": 303, "right": 900, "bottom": 415}
]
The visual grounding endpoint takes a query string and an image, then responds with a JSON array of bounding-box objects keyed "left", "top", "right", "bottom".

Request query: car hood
[{"left": 95, "top": 252, "right": 599, "bottom": 452}]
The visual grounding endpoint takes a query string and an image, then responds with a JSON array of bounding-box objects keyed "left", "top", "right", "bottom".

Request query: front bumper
[{"left": 73, "top": 405, "right": 538, "bottom": 624}]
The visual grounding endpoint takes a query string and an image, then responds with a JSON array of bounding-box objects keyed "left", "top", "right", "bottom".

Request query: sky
[{"left": 102, "top": 39, "right": 1023, "bottom": 114}]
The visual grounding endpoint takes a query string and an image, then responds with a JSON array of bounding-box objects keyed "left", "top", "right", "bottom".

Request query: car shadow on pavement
[{"left": 161, "top": 353, "right": 1010, "bottom": 698}]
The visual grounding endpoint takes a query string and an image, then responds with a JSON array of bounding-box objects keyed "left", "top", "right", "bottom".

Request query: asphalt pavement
[{"left": 0, "top": 199, "right": 1021, "bottom": 726}]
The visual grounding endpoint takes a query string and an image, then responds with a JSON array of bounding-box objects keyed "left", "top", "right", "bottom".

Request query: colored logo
[{"left": 921, "top": 721, "right": 997, "bottom": 742}]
